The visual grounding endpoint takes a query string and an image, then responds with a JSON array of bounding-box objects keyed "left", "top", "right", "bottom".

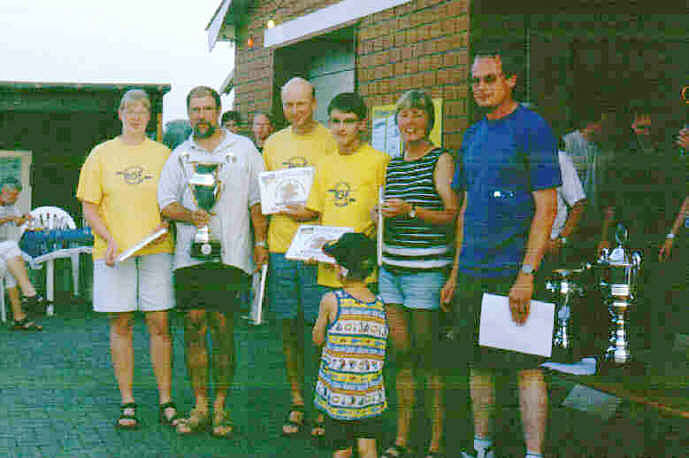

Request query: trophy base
[{"left": 191, "top": 240, "right": 222, "bottom": 261}]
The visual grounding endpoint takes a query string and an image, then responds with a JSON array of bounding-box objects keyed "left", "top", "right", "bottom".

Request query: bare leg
[
  {"left": 208, "top": 311, "right": 236, "bottom": 412},
  {"left": 282, "top": 317, "right": 305, "bottom": 434},
  {"left": 385, "top": 304, "right": 413, "bottom": 450},
  {"left": 411, "top": 310, "right": 444, "bottom": 454},
  {"left": 110, "top": 312, "right": 135, "bottom": 427},
  {"left": 144, "top": 311, "right": 172, "bottom": 404},
  {"left": 282, "top": 318, "right": 304, "bottom": 405},
  {"left": 184, "top": 309, "right": 209, "bottom": 413},
  {"left": 357, "top": 438, "right": 378, "bottom": 458},
  {"left": 8, "top": 286, "right": 24, "bottom": 321},
  {"left": 6, "top": 255, "right": 36, "bottom": 297},
  {"left": 469, "top": 368, "right": 495, "bottom": 439},
  {"left": 518, "top": 369, "right": 548, "bottom": 455}
]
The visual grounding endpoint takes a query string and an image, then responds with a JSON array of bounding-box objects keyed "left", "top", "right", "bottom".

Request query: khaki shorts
[{"left": 93, "top": 252, "right": 174, "bottom": 313}]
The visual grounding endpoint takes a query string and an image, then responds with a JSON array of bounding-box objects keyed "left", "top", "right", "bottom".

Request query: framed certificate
[
  {"left": 259, "top": 167, "right": 314, "bottom": 214},
  {"left": 285, "top": 225, "right": 354, "bottom": 264}
]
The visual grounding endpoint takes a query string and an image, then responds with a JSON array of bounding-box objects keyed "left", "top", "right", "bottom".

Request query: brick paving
[{"left": 2, "top": 300, "right": 689, "bottom": 457}]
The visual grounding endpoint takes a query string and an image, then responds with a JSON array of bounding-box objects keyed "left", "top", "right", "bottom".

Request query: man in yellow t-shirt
[
  {"left": 301, "top": 92, "right": 389, "bottom": 288},
  {"left": 76, "top": 89, "right": 177, "bottom": 430},
  {"left": 262, "top": 77, "right": 337, "bottom": 438}
]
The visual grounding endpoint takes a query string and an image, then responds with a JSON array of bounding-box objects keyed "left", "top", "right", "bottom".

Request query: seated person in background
[
  {"left": 0, "top": 177, "right": 44, "bottom": 330},
  {"left": 313, "top": 233, "right": 387, "bottom": 458},
  {"left": 221, "top": 110, "right": 242, "bottom": 134}
]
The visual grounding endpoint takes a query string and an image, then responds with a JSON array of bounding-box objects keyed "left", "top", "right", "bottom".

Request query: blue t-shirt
[{"left": 452, "top": 104, "right": 561, "bottom": 277}]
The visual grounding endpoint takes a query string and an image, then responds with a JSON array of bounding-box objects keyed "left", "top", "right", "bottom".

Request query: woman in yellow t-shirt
[{"left": 76, "top": 89, "right": 177, "bottom": 430}]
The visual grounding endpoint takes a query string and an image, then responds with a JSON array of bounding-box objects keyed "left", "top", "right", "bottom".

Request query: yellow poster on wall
[{"left": 370, "top": 98, "right": 442, "bottom": 159}]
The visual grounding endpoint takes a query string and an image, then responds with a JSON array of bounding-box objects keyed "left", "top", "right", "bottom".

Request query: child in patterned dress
[{"left": 313, "top": 232, "right": 388, "bottom": 458}]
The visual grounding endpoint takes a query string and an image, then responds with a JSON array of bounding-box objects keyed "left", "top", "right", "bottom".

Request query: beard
[{"left": 193, "top": 122, "right": 216, "bottom": 139}]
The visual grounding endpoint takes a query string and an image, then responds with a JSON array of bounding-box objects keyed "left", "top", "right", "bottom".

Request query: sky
[{"left": 0, "top": 0, "right": 235, "bottom": 125}]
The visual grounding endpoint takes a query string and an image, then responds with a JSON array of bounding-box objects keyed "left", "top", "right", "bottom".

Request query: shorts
[
  {"left": 174, "top": 263, "right": 249, "bottom": 312},
  {"left": 378, "top": 265, "right": 446, "bottom": 310},
  {"left": 324, "top": 414, "right": 383, "bottom": 450},
  {"left": 267, "top": 253, "right": 325, "bottom": 324},
  {"left": 452, "top": 272, "right": 546, "bottom": 371},
  {"left": 93, "top": 252, "right": 174, "bottom": 313}
]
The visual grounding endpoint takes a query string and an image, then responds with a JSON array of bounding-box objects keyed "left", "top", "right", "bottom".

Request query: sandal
[
  {"left": 176, "top": 407, "right": 210, "bottom": 435},
  {"left": 310, "top": 412, "right": 326, "bottom": 447},
  {"left": 281, "top": 404, "right": 305, "bottom": 437},
  {"left": 11, "top": 318, "right": 42, "bottom": 331},
  {"left": 115, "top": 402, "right": 139, "bottom": 430},
  {"left": 425, "top": 452, "right": 445, "bottom": 458},
  {"left": 159, "top": 401, "right": 180, "bottom": 427},
  {"left": 381, "top": 444, "right": 412, "bottom": 458},
  {"left": 211, "top": 408, "right": 235, "bottom": 439}
]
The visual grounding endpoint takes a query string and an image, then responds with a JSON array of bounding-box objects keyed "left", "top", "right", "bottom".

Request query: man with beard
[
  {"left": 262, "top": 77, "right": 337, "bottom": 439},
  {"left": 158, "top": 86, "right": 268, "bottom": 438}
]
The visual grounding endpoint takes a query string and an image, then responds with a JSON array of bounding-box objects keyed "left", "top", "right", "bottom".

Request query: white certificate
[
  {"left": 478, "top": 293, "right": 555, "bottom": 357},
  {"left": 259, "top": 167, "right": 314, "bottom": 214},
  {"left": 116, "top": 228, "right": 168, "bottom": 263},
  {"left": 285, "top": 225, "right": 354, "bottom": 264}
]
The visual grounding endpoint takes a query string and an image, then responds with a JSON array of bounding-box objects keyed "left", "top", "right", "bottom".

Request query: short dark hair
[
  {"left": 327, "top": 92, "right": 368, "bottom": 120},
  {"left": 472, "top": 42, "right": 524, "bottom": 82},
  {"left": 322, "top": 233, "right": 376, "bottom": 281},
  {"left": 252, "top": 111, "right": 274, "bottom": 125},
  {"left": 1, "top": 176, "right": 22, "bottom": 192},
  {"left": 221, "top": 110, "right": 242, "bottom": 125},
  {"left": 186, "top": 86, "right": 221, "bottom": 111}
]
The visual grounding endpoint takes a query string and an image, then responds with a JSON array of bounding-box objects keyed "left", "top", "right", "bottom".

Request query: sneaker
[{"left": 461, "top": 448, "right": 495, "bottom": 458}]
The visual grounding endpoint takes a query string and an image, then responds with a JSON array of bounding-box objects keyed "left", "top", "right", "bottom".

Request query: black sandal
[
  {"left": 11, "top": 318, "right": 42, "bottom": 331},
  {"left": 381, "top": 444, "right": 412, "bottom": 458},
  {"left": 159, "top": 401, "right": 180, "bottom": 427},
  {"left": 281, "top": 404, "right": 305, "bottom": 437},
  {"left": 115, "top": 402, "right": 139, "bottom": 430}
]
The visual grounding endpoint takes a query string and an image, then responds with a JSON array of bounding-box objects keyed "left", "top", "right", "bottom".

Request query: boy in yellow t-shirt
[{"left": 298, "top": 92, "right": 389, "bottom": 289}]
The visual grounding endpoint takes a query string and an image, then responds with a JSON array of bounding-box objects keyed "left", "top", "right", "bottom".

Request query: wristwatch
[
  {"left": 520, "top": 264, "right": 535, "bottom": 275},
  {"left": 255, "top": 240, "right": 267, "bottom": 248},
  {"left": 408, "top": 205, "right": 417, "bottom": 218}
]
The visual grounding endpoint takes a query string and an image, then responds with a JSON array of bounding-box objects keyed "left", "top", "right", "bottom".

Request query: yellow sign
[{"left": 371, "top": 98, "right": 443, "bottom": 159}]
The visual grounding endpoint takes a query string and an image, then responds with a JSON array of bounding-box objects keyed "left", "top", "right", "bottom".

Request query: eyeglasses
[
  {"left": 124, "top": 110, "right": 149, "bottom": 118},
  {"left": 470, "top": 74, "right": 502, "bottom": 86},
  {"left": 329, "top": 118, "right": 359, "bottom": 126}
]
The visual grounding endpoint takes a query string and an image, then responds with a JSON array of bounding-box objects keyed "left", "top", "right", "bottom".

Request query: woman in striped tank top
[{"left": 377, "top": 90, "right": 459, "bottom": 458}]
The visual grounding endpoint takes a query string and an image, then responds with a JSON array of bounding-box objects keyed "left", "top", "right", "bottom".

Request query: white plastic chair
[{"left": 22, "top": 206, "right": 82, "bottom": 316}]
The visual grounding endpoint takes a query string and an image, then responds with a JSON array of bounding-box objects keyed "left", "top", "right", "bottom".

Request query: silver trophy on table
[
  {"left": 179, "top": 152, "right": 234, "bottom": 260},
  {"left": 596, "top": 225, "right": 643, "bottom": 365}
]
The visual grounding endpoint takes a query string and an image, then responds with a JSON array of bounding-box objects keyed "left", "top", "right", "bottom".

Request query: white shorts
[
  {"left": 93, "top": 252, "right": 174, "bottom": 313},
  {"left": 0, "top": 240, "right": 21, "bottom": 288}
]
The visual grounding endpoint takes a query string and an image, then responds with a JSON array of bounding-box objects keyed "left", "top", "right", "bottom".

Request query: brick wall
[{"left": 233, "top": 0, "right": 472, "bottom": 150}]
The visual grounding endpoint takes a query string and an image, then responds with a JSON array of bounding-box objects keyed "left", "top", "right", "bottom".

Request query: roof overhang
[
  {"left": 220, "top": 70, "right": 235, "bottom": 94},
  {"left": 206, "top": 0, "right": 252, "bottom": 51},
  {"left": 263, "top": 0, "right": 411, "bottom": 49}
]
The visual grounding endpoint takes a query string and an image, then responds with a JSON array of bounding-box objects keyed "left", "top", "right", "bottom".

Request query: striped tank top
[
  {"left": 382, "top": 148, "right": 453, "bottom": 270},
  {"left": 314, "top": 289, "right": 388, "bottom": 421}
]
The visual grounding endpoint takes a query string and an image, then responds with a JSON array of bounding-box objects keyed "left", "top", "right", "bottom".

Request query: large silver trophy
[
  {"left": 546, "top": 265, "right": 585, "bottom": 361},
  {"left": 596, "top": 225, "right": 642, "bottom": 365},
  {"left": 179, "top": 152, "right": 233, "bottom": 261}
]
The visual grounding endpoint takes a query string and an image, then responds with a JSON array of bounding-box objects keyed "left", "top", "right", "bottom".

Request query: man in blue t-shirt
[{"left": 441, "top": 48, "right": 560, "bottom": 458}]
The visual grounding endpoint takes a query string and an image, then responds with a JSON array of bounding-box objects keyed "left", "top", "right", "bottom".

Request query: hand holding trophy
[{"left": 179, "top": 152, "right": 235, "bottom": 260}]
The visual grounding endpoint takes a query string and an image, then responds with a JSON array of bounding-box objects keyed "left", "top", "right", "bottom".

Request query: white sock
[
  {"left": 525, "top": 452, "right": 543, "bottom": 458},
  {"left": 474, "top": 437, "right": 493, "bottom": 451}
]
